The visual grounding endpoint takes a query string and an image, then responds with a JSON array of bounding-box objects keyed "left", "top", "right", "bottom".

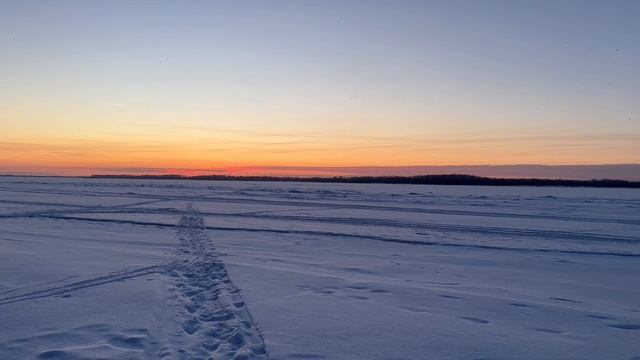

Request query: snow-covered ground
[{"left": 1, "top": 177, "right": 639, "bottom": 360}]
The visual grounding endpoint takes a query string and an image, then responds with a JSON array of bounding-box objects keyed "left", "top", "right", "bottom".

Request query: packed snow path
[{"left": 167, "top": 205, "right": 268, "bottom": 359}]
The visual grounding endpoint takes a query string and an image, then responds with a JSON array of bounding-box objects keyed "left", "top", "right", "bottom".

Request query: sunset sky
[{"left": 1, "top": 0, "right": 638, "bottom": 176}]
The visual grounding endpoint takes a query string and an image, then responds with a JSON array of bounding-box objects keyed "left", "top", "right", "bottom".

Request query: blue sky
[{"left": 1, "top": 0, "right": 638, "bottom": 175}]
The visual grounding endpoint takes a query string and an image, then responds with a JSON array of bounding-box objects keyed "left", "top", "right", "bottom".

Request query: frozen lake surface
[{"left": 1, "top": 177, "right": 639, "bottom": 359}]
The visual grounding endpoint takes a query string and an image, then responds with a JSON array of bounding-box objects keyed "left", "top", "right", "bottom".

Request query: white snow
[{"left": 1, "top": 177, "right": 639, "bottom": 359}]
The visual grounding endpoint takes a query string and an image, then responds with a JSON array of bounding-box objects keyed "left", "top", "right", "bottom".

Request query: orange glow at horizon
[{"left": 2, "top": 129, "right": 639, "bottom": 177}]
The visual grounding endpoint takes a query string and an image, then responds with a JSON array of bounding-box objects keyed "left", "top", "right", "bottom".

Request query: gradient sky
[{"left": 1, "top": 0, "right": 639, "bottom": 176}]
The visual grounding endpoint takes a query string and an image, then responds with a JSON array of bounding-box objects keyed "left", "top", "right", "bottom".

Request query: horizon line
[{"left": 2, "top": 163, "right": 640, "bottom": 181}]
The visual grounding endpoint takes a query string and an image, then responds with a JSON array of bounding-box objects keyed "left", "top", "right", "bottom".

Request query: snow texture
[{"left": 0, "top": 177, "right": 639, "bottom": 359}]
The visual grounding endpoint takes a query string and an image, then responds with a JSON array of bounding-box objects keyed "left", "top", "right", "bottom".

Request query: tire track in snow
[
  {"left": 1, "top": 187, "right": 637, "bottom": 225},
  {"left": 163, "top": 205, "right": 268, "bottom": 360},
  {"left": 15, "top": 205, "right": 640, "bottom": 244},
  {"left": 23, "top": 213, "right": 640, "bottom": 245},
  {"left": 13, "top": 214, "right": 640, "bottom": 257}
]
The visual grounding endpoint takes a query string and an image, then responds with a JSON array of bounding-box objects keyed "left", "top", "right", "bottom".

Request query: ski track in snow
[
  {"left": 0, "top": 263, "right": 176, "bottom": 306},
  {"left": 0, "top": 200, "right": 268, "bottom": 360},
  {"left": 165, "top": 205, "right": 268, "bottom": 360}
]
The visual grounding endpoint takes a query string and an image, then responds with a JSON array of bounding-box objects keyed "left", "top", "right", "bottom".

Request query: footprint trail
[{"left": 166, "top": 205, "right": 268, "bottom": 359}]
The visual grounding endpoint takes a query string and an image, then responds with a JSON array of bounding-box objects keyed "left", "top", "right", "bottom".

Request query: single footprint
[{"left": 182, "top": 318, "right": 201, "bottom": 335}]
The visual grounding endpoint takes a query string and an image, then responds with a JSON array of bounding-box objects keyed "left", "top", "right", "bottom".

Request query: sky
[{"left": 1, "top": 0, "right": 639, "bottom": 177}]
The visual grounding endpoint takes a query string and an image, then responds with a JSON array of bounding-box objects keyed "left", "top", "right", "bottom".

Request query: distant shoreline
[
  {"left": 1, "top": 173, "right": 639, "bottom": 188},
  {"left": 80, "top": 174, "right": 640, "bottom": 188}
]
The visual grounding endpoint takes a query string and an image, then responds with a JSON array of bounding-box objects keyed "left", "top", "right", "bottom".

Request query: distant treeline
[{"left": 88, "top": 174, "right": 640, "bottom": 188}]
